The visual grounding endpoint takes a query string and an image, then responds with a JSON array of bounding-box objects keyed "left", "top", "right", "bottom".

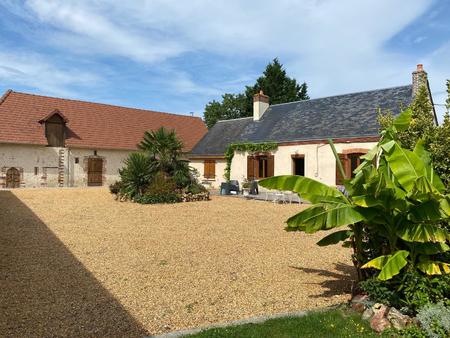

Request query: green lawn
[{"left": 185, "top": 308, "right": 381, "bottom": 338}]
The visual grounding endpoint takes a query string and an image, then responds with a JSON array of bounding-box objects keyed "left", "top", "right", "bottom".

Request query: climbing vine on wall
[{"left": 224, "top": 142, "right": 278, "bottom": 181}]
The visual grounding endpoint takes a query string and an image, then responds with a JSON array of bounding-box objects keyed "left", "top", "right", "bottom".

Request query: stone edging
[{"left": 147, "top": 305, "right": 341, "bottom": 338}]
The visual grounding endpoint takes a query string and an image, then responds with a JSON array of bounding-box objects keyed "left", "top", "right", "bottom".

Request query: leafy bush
[
  {"left": 185, "top": 183, "right": 207, "bottom": 194},
  {"left": 395, "top": 272, "right": 450, "bottom": 313},
  {"left": 384, "top": 325, "right": 427, "bottom": 338},
  {"left": 359, "top": 278, "right": 397, "bottom": 306},
  {"left": 135, "top": 192, "right": 181, "bottom": 204},
  {"left": 109, "top": 181, "right": 123, "bottom": 195},
  {"left": 259, "top": 109, "right": 450, "bottom": 284},
  {"left": 118, "top": 152, "right": 154, "bottom": 199},
  {"left": 133, "top": 171, "right": 182, "bottom": 204},
  {"left": 113, "top": 127, "right": 207, "bottom": 204},
  {"left": 145, "top": 172, "right": 177, "bottom": 196},
  {"left": 416, "top": 302, "right": 450, "bottom": 338}
]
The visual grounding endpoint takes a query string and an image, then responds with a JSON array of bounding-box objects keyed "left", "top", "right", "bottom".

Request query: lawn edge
[{"left": 148, "top": 304, "right": 342, "bottom": 338}]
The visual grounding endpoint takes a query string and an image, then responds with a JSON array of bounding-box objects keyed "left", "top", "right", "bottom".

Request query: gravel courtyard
[{"left": 0, "top": 188, "right": 355, "bottom": 336}]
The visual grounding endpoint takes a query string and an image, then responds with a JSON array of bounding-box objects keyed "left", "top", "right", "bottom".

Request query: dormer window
[{"left": 39, "top": 110, "right": 68, "bottom": 147}]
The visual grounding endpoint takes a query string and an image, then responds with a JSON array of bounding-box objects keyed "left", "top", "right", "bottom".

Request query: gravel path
[{"left": 0, "top": 188, "right": 355, "bottom": 337}]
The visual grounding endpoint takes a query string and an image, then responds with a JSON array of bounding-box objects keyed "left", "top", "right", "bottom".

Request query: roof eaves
[{"left": 0, "top": 89, "right": 13, "bottom": 106}]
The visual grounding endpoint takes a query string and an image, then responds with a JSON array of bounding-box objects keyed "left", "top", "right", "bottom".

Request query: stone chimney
[
  {"left": 412, "top": 64, "right": 428, "bottom": 96},
  {"left": 253, "top": 90, "right": 269, "bottom": 121}
]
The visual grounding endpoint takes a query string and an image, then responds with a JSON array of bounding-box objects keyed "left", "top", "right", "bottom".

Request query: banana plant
[{"left": 259, "top": 109, "right": 450, "bottom": 281}]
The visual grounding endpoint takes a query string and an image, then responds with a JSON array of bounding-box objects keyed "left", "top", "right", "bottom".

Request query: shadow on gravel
[
  {"left": 289, "top": 263, "right": 356, "bottom": 298},
  {"left": 0, "top": 191, "right": 149, "bottom": 337}
]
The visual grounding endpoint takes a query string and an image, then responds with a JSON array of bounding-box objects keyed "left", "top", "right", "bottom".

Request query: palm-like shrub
[
  {"left": 118, "top": 152, "right": 155, "bottom": 199},
  {"left": 259, "top": 109, "right": 450, "bottom": 282},
  {"left": 113, "top": 127, "right": 202, "bottom": 203},
  {"left": 139, "top": 128, "right": 182, "bottom": 170}
]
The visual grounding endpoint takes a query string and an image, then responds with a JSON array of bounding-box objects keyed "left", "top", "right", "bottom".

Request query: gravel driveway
[{"left": 0, "top": 188, "right": 355, "bottom": 336}]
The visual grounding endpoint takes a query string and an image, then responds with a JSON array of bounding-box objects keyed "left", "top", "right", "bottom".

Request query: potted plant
[{"left": 242, "top": 179, "right": 251, "bottom": 196}]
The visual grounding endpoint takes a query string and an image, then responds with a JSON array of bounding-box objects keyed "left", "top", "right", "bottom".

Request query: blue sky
[{"left": 0, "top": 0, "right": 449, "bottom": 121}]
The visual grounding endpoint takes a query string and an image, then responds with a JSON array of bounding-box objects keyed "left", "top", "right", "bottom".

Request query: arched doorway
[{"left": 6, "top": 167, "right": 21, "bottom": 188}]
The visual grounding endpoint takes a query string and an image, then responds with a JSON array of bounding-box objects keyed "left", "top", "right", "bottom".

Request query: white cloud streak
[
  {"left": 3, "top": 0, "right": 448, "bottom": 118},
  {"left": 0, "top": 51, "right": 102, "bottom": 97}
]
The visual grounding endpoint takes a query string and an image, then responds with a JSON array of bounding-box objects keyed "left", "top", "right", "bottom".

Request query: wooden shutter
[
  {"left": 204, "top": 160, "right": 215, "bottom": 179},
  {"left": 336, "top": 154, "right": 349, "bottom": 185},
  {"left": 267, "top": 155, "right": 274, "bottom": 177},
  {"left": 45, "top": 114, "right": 65, "bottom": 147},
  {"left": 247, "top": 156, "right": 255, "bottom": 180}
]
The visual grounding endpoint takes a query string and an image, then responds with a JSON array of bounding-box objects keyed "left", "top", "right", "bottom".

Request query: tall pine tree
[
  {"left": 430, "top": 80, "right": 450, "bottom": 190},
  {"left": 204, "top": 58, "right": 308, "bottom": 128},
  {"left": 243, "top": 58, "right": 309, "bottom": 113},
  {"left": 398, "top": 84, "right": 435, "bottom": 150}
]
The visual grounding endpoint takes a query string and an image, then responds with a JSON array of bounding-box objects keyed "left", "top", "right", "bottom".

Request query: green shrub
[
  {"left": 135, "top": 192, "right": 181, "bottom": 204},
  {"left": 359, "top": 278, "right": 397, "bottom": 306},
  {"left": 396, "top": 272, "right": 450, "bottom": 313},
  {"left": 383, "top": 324, "right": 427, "bottom": 338},
  {"left": 109, "top": 181, "right": 123, "bottom": 195},
  {"left": 134, "top": 172, "right": 182, "bottom": 204},
  {"left": 416, "top": 302, "right": 450, "bottom": 338},
  {"left": 360, "top": 272, "right": 450, "bottom": 315},
  {"left": 145, "top": 172, "right": 177, "bottom": 196},
  {"left": 118, "top": 152, "right": 155, "bottom": 199},
  {"left": 185, "top": 183, "right": 207, "bottom": 194}
]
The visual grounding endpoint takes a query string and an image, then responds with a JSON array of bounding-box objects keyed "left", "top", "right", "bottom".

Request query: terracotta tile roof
[{"left": 0, "top": 90, "right": 207, "bottom": 152}]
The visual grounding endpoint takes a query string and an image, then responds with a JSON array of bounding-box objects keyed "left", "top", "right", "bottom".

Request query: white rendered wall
[{"left": 192, "top": 141, "right": 377, "bottom": 189}]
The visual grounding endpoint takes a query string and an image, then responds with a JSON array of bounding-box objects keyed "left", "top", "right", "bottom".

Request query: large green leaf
[
  {"left": 393, "top": 108, "right": 413, "bottom": 132},
  {"left": 440, "top": 196, "right": 450, "bottom": 216},
  {"left": 396, "top": 223, "right": 448, "bottom": 243},
  {"left": 286, "top": 203, "right": 364, "bottom": 233},
  {"left": 360, "top": 145, "right": 379, "bottom": 162},
  {"left": 316, "top": 230, "right": 353, "bottom": 246},
  {"left": 362, "top": 250, "right": 409, "bottom": 281},
  {"left": 259, "top": 175, "right": 346, "bottom": 204},
  {"left": 385, "top": 142, "right": 426, "bottom": 192},
  {"left": 408, "top": 198, "right": 450, "bottom": 223},
  {"left": 417, "top": 257, "right": 450, "bottom": 275},
  {"left": 409, "top": 176, "right": 442, "bottom": 202},
  {"left": 361, "top": 255, "right": 390, "bottom": 270},
  {"left": 413, "top": 140, "right": 446, "bottom": 193},
  {"left": 414, "top": 242, "right": 450, "bottom": 255}
]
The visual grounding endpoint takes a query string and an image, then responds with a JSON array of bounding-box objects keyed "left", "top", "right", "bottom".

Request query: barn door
[
  {"left": 88, "top": 158, "right": 103, "bottom": 186},
  {"left": 6, "top": 167, "right": 21, "bottom": 188}
]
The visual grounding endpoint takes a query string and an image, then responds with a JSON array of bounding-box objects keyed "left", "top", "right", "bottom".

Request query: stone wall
[{"left": 0, "top": 143, "right": 133, "bottom": 188}]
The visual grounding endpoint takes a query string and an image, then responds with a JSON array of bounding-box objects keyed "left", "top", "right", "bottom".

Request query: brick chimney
[
  {"left": 412, "top": 64, "right": 428, "bottom": 96},
  {"left": 253, "top": 90, "right": 269, "bottom": 121}
]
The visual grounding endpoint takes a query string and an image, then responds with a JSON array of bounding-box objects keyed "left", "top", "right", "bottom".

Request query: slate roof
[
  {"left": 191, "top": 85, "right": 413, "bottom": 156},
  {"left": 0, "top": 90, "right": 207, "bottom": 152}
]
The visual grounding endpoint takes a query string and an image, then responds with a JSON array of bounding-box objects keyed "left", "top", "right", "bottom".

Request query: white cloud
[
  {"left": 4, "top": 1, "right": 449, "bottom": 119},
  {"left": 0, "top": 51, "right": 102, "bottom": 97}
]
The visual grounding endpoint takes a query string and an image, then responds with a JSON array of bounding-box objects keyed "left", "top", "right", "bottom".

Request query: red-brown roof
[{"left": 0, "top": 90, "right": 207, "bottom": 151}]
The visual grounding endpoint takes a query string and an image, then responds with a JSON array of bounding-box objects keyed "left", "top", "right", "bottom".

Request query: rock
[
  {"left": 387, "top": 307, "right": 411, "bottom": 330},
  {"left": 352, "top": 294, "right": 369, "bottom": 303},
  {"left": 352, "top": 302, "right": 366, "bottom": 313},
  {"left": 351, "top": 294, "right": 368, "bottom": 313},
  {"left": 370, "top": 312, "right": 392, "bottom": 333},
  {"left": 371, "top": 303, "right": 388, "bottom": 315},
  {"left": 362, "top": 307, "right": 374, "bottom": 321}
]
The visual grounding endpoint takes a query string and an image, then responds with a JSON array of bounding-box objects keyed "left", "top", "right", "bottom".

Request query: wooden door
[
  {"left": 88, "top": 158, "right": 103, "bottom": 186},
  {"left": 6, "top": 167, "right": 20, "bottom": 188}
]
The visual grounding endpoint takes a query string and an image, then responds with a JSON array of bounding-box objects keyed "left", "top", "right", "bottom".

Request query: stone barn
[{"left": 0, "top": 91, "right": 207, "bottom": 188}]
